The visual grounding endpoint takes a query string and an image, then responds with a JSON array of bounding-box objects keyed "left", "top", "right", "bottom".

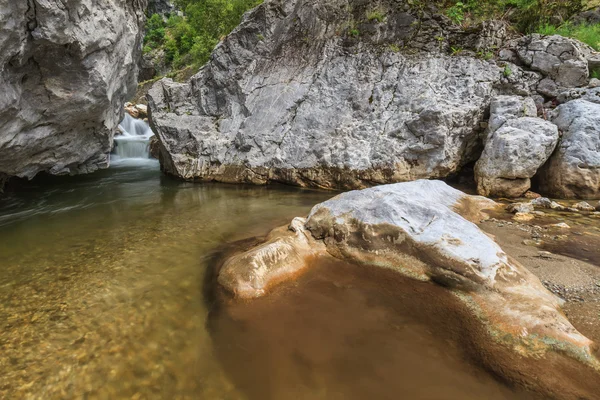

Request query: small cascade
[{"left": 112, "top": 114, "right": 154, "bottom": 163}]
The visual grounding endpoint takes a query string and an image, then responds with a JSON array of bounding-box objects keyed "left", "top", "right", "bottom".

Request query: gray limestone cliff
[
  {"left": 148, "top": 0, "right": 521, "bottom": 189},
  {"left": 148, "top": 0, "right": 600, "bottom": 193},
  {"left": 0, "top": 0, "right": 147, "bottom": 188}
]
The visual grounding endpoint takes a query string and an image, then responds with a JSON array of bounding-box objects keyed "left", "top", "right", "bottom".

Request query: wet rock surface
[
  {"left": 0, "top": 0, "right": 147, "bottom": 185},
  {"left": 218, "top": 180, "right": 600, "bottom": 399}
]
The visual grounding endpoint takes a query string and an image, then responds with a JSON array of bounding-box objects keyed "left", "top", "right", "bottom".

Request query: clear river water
[{"left": 0, "top": 132, "right": 538, "bottom": 398}]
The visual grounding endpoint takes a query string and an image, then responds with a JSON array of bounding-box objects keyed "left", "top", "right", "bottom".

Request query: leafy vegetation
[
  {"left": 537, "top": 22, "right": 600, "bottom": 50},
  {"left": 143, "top": 0, "right": 263, "bottom": 72},
  {"left": 367, "top": 9, "right": 386, "bottom": 23},
  {"left": 438, "top": 0, "right": 586, "bottom": 33}
]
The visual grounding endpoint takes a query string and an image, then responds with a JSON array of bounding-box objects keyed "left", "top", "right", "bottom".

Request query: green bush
[
  {"left": 439, "top": 0, "right": 585, "bottom": 32},
  {"left": 144, "top": 14, "right": 166, "bottom": 50},
  {"left": 538, "top": 22, "right": 600, "bottom": 50},
  {"left": 144, "top": 0, "right": 263, "bottom": 74}
]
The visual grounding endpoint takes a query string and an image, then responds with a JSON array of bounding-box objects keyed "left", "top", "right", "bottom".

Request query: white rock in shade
[
  {"left": 530, "top": 197, "right": 552, "bottom": 208},
  {"left": 538, "top": 100, "right": 600, "bottom": 199},
  {"left": 515, "top": 34, "right": 594, "bottom": 88},
  {"left": 475, "top": 111, "right": 559, "bottom": 198},
  {"left": 573, "top": 201, "right": 596, "bottom": 212}
]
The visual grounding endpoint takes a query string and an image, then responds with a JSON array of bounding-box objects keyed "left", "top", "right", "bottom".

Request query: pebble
[
  {"left": 573, "top": 201, "right": 595, "bottom": 212},
  {"left": 513, "top": 212, "right": 534, "bottom": 222}
]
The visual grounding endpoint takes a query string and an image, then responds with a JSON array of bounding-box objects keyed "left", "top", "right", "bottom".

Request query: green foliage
[
  {"left": 350, "top": 28, "right": 360, "bottom": 37},
  {"left": 440, "top": 0, "right": 585, "bottom": 32},
  {"left": 389, "top": 43, "right": 401, "bottom": 52},
  {"left": 446, "top": 2, "right": 466, "bottom": 24},
  {"left": 367, "top": 9, "right": 386, "bottom": 23},
  {"left": 503, "top": 64, "right": 513, "bottom": 77},
  {"left": 451, "top": 46, "right": 463, "bottom": 55},
  {"left": 144, "top": 0, "right": 263, "bottom": 73},
  {"left": 538, "top": 22, "right": 600, "bottom": 50},
  {"left": 144, "top": 14, "right": 166, "bottom": 50},
  {"left": 592, "top": 69, "right": 600, "bottom": 80},
  {"left": 477, "top": 50, "right": 494, "bottom": 60}
]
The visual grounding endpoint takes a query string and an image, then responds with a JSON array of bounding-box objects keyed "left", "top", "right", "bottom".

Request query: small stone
[
  {"left": 538, "top": 251, "right": 554, "bottom": 259},
  {"left": 589, "top": 78, "right": 600, "bottom": 88},
  {"left": 552, "top": 222, "right": 571, "bottom": 229},
  {"left": 524, "top": 191, "right": 541, "bottom": 199},
  {"left": 506, "top": 202, "right": 534, "bottom": 214},
  {"left": 573, "top": 201, "right": 595, "bottom": 212},
  {"left": 530, "top": 197, "right": 552, "bottom": 208},
  {"left": 550, "top": 201, "right": 567, "bottom": 211},
  {"left": 513, "top": 212, "right": 535, "bottom": 222},
  {"left": 523, "top": 239, "right": 541, "bottom": 246},
  {"left": 532, "top": 211, "right": 545, "bottom": 216}
]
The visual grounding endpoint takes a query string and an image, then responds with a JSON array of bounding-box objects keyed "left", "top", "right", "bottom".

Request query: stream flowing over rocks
[
  {"left": 148, "top": 0, "right": 600, "bottom": 198},
  {"left": 218, "top": 180, "right": 600, "bottom": 399},
  {"left": 0, "top": 0, "right": 147, "bottom": 189}
]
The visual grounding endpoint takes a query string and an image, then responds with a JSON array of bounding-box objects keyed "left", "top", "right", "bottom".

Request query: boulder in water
[{"left": 218, "top": 180, "right": 600, "bottom": 399}]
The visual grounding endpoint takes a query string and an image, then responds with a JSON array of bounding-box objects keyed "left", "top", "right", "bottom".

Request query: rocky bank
[
  {"left": 0, "top": 0, "right": 148, "bottom": 189},
  {"left": 148, "top": 0, "right": 600, "bottom": 198}
]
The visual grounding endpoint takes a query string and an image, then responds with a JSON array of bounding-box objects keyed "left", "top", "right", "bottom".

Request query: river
[{"left": 0, "top": 122, "right": 537, "bottom": 399}]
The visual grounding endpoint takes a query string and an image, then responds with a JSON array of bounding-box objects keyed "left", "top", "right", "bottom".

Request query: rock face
[
  {"left": 475, "top": 96, "right": 559, "bottom": 197},
  {"left": 148, "top": 0, "right": 175, "bottom": 16},
  {"left": 539, "top": 99, "right": 600, "bottom": 199},
  {"left": 148, "top": 0, "right": 523, "bottom": 189},
  {"left": 148, "top": 0, "right": 600, "bottom": 195},
  {"left": 218, "top": 180, "right": 600, "bottom": 398},
  {"left": 514, "top": 34, "right": 596, "bottom": 97},
  {"left": 0, "top": 0, "right": 147, "bottom": 186}
]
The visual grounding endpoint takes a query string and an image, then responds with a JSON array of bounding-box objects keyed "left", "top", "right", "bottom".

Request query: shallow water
[{"left": 0, "top": 163, "right": 534, "bottom": 399}]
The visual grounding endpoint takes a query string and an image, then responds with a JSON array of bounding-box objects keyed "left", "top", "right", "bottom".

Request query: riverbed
[{"left": 0, "top": 161, "right": 537, "bottom": 399}]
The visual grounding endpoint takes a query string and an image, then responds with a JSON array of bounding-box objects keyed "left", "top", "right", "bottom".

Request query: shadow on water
[{"left": 204, "top": 249, "right": 539, "bottom": 400}]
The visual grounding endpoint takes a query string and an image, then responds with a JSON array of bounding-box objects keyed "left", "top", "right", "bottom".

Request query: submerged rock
[
  {"left": 0, "top": 0, "right": 147, "bottom": 184},
  {"left": 538, "top": 100, "right": 600, "bottom": 199},
  {"left": 218, "top": 180, "right": 600, "bottom": 399}
]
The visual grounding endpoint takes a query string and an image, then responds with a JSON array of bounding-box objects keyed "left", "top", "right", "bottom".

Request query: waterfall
[{"left": 112, "top": 114, "right": 154, "bottom": 163}]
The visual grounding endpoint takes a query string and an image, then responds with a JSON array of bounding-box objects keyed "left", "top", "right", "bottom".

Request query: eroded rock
[
  {"left": 147, "top": 0, "right": 534, "bottom": 190},
  {"left": 0, "top": 0, "right": 147, "bottom": 182},
  {"left": 475, "top": 96, "right": 559, "bottom": 198},
  {"left": 538, "top": 99, "right": 600, "bottom": 199},
  {"left": 217, "top": 180, "right": 600, "bottom": 399},
  {"left": 515, "top": 34, "right": 595, "bottom": 93}
]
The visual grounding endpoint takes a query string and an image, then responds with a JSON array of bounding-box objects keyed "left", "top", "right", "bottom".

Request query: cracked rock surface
[
  {"left": 0, "top": 0, "right": 147, "bottom": 185},
  {"left": 475, "top": 96, "right": 559, "bottom": 197},
  {"left": 148, "top": 0, "right": 522, "bottom": 189},
  {"left": 539, "top": 99, "right": 600, "bottom": 199}
]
